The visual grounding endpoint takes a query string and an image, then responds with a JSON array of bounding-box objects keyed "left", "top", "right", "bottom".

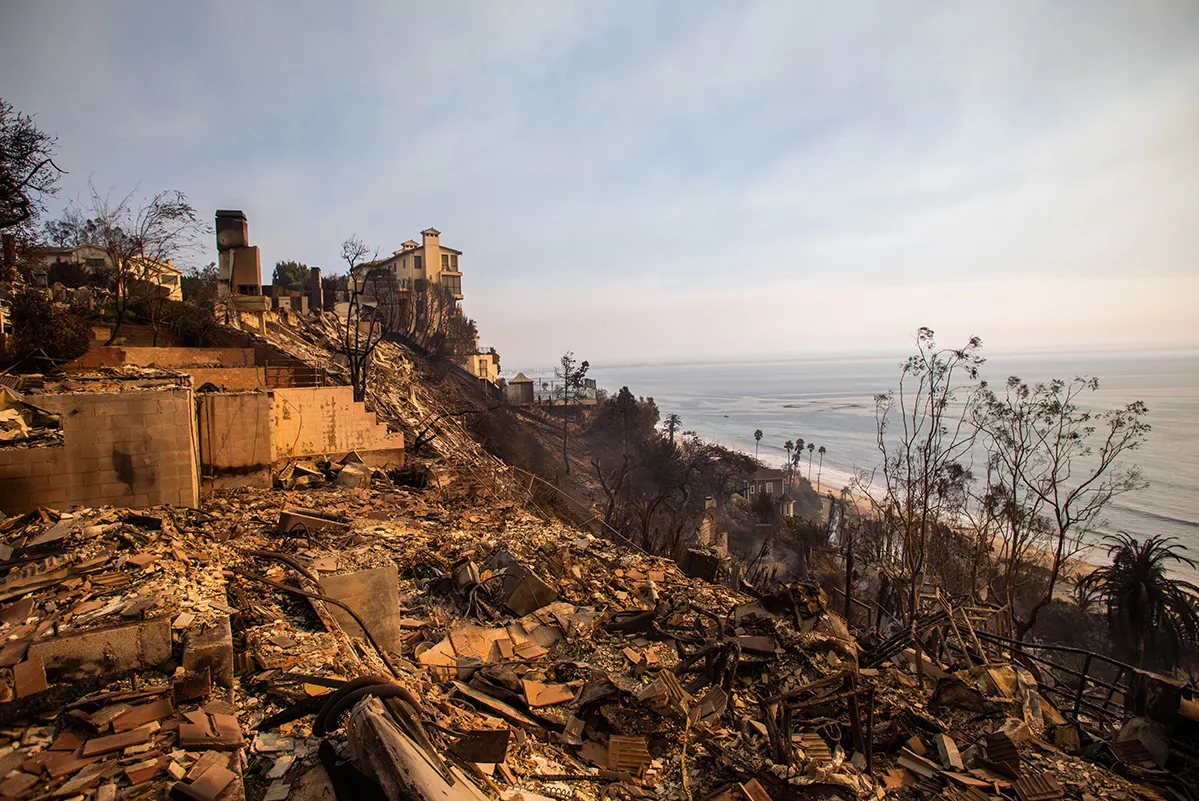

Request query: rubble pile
[
  {"left": 0, "top": 506, "right": 241, "bottom": 801},
  {"left": 0, "top": 387, "right": 60, "bottom": 447},
  {"left": 19, "top": 478, "right": 1156, "bottom": 801},
  {"left": 0, "top": 321, "right": 1190, "bottom": 801}
]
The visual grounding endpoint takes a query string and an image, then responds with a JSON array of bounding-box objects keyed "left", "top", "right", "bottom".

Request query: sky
[{"left": 2, "top": 1, "right": 1198, "bottom": 367}]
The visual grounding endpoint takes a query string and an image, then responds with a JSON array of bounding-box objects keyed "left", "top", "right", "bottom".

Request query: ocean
[{"left": 518, "top": 347, "right": 1199, "bottom": 582}]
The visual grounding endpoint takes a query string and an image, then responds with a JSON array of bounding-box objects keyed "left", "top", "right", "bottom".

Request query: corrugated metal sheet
[
  {"left": 986, "top": 732, "right": 1021, "bottom": 767},
  {"left": 1014, "top": 772, "right": 1064, "bottom": 801},
  {"left": 607, "top": 736, "right": 651, "bottom": 773},
  {"left": 1111, "top": 738, "right": 1158, "bottom": 770},
  {"left": 796, "top": 732, "right": 832, "bottom": 763}
]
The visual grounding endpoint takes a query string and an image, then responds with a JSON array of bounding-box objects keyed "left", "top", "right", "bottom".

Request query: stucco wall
[
  {"left": 69, "top": 347, "right": 255, "bottom": 369},
  {"left": 270, "top": 387, "right": 404, "bottom": 463},
  {"left": 187, "top": 367, "right": 267, "bottom": 391},
  {"left": 197, "top": 392, "right": 272, "bottom": 488},
  {"left": 0, "top": 389, "right": 199, "bottom": 514}
]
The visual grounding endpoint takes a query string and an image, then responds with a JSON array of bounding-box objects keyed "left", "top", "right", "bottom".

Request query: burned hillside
[{"left": 0, "top": 313, "right": 1193, "bottom": 801}]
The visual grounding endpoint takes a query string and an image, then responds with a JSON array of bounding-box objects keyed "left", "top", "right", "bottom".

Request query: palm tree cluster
[
  {"left": 751, "top": 431, "right": 828, "bottom": 491},
  {"left": 1079, "top": 533, "right": 1199, "bottom": 669}
]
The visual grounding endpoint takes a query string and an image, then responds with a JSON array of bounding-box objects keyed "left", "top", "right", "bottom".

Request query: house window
[
  {"left": 441, "top": 254, "right": 449, "bottom": 269},
  {"left": 749, "top": 485, "right": 755, "bottom": 495},
  {"left": 764, "top": 483, "right": 773, "bottom": 494},
  {"left": 440, "top": 274, "right": 461, "bottom": 295},
  {"left": 86, "top": 258, "right": 105, "bottom": 268},
  {"left": 414, "top": 255, "right": 422, "bottom": 271},
  {"left": 160, "top": 275, "right": 178, "bottom": 285},
  {"left": 450, "top": 254, "right": 458, "bottom": 270}
]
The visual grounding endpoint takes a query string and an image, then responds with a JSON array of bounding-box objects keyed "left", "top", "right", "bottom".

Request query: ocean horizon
[{"left": 509, "top": 345, "right": 1199, "bottom": 583}]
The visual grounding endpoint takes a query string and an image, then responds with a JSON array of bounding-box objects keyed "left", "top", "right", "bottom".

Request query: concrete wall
[
  {"left": 270, "top": 387, "right": 404, "bottom": 464},
  {"left": 195, "top": 386, "right": 405, "bottom": 491},
  {"left": 88, "top": 324, "right": 184, "bottom": 348},
  {"left": 187, "top": 367, "right": 267, "bottom": 391},
  {"left": 0, "top": 389, "right": 199, "bottom": 514},
  {"left": 197, "top": 392, "right": 272, "bottom": 489},
  {"left": 69, "top": 347, "right": 255, "bottom": 369}
]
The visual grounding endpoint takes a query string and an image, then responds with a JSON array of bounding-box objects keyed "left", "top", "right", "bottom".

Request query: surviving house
[
  {"left": 28, "top": 244, "right": 183, "bottom": 301},
  {"left": 363, "top": 228, "right": 464, "bottom": 300},
  {"left": 470, "top": 348, "right": 500, "bottom": 384},
  {"left": 741, "top": 467, "right": 795, "bottom": 517}
]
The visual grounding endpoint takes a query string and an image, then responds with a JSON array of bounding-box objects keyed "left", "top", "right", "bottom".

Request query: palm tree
[
  {"left": 784, "top": 440, "right": 794, "bottom": 487},
  {"left": 664, "top": 413, "right": 682, "bottom": 444},
  {"left": 795, "top": 438, "right": 805, "bottom": 462},
  {"left": 807, "top": 442, "right": 815, "bottom": 479},
  {"left": 753, "top": 429, "right": 763, "bottom": 459},
  {"left": 816, "top": 445, "right": 826, "bottom": 491},
  {"left": 1079, "top": 533, "right": 1199, "bottom": 668}
]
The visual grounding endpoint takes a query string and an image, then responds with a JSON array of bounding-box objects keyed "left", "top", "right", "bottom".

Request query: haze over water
[{"left": 561, "top": 347, "right": 1199, "bottom": 582}]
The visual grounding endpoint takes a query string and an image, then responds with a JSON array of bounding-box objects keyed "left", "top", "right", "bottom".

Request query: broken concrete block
[
  {"left": 183, "top": 616, "right": 235, "bottom": 689},
  {"left": 504, "top": 573, "right": 556, "bottom": 617},
  {"left": 318, "top": 565, "right": 403, "bottom": 653},
  {"left": 278, "top": 507, "right": 350, "bottom": 535},
  {"left": 680, "top": 549, "right": 720, "bottom": 582},
  {"left": 334, "top": 462, "right": 372, "bottom": 488},
  {"left": 935, "top": 733, "right": 964, "bottom": 770},
  {"left": 28, "top": 616, "right": 172, "bottom": 680}
]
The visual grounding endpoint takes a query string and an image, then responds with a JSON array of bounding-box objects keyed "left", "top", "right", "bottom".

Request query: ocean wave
[{"left": 1111, "top": 505, "right": 1199, "bottom": 531}]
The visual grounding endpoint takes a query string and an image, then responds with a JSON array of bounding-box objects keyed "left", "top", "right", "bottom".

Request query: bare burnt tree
[
  {"left": 976, "top": 376, "right": 1149, "bottom": 638},
  {"left": 393, "top": 279, "right": 477, "bottom": 363},
  {"left": 875, "top": 327, "right": 983, "bottom": 675},
  {"left": 55, "top": 184, "right": 206, "bottom": 343},
  {"left": 340, "top": 236, "right": 395, "bottom": 403},
  {"left": 555, "top": 351, "right": 590, "bottom": 474},
  {"left": 0, "top": 99, "right": 63, "bottom": 236}
]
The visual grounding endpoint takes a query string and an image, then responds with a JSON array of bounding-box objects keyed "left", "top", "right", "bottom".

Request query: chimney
[
  {"left": 307, "top": 267, "right": 323, "bottom": 312},
  {"left": 214, "top": 210, "right": 249, "bottom": 251},
  {"left": 421, "top": 228, "right": 440, "bottom": 252}
]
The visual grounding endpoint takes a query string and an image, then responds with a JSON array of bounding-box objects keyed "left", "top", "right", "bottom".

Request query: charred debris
[{"left": 0, "top": 320, "right": 1195, "bottom": 801}]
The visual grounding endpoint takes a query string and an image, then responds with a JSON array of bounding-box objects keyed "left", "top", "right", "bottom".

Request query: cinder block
[
  {"left": 93, "top": 401, "right": 129, "bottom": 417},
  {"left": 129, "top": 452, "right": 161, "bottom": 469},
  {"left": 101, "top": 482, "right": 133, "bottom": 499},
  {"left": 2, "top": 462, "right": 33, "bottom": 479},
  {"left": 31, "top": 458, "right": 64, "bottom": 478}
]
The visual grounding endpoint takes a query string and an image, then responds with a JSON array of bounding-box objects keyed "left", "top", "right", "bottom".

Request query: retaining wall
[
  {"left": 69, "top": 347, "right": 255, "bottom": 369},
  {"left": 270, "top": 387, "right": 405, "bottom": 464},
  {"left": 0, "top": 389, "right": 199, "bottom": 514}
]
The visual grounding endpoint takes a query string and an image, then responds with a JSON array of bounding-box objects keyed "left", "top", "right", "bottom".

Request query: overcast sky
[{"left": 3, "top": 1, "right": 1197, "bottom": 366}]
